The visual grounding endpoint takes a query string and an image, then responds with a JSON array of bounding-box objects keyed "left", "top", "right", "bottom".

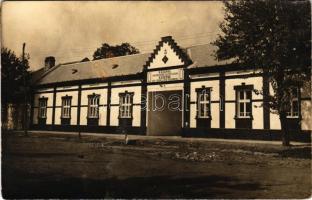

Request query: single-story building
[{"left": 30, "top": 36, "right": 311, "bottom": 140}]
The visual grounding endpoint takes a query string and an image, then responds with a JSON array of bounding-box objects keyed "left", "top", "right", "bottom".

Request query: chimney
[{"left": 44, "top": 56, "right": 55, "bottom": 71}]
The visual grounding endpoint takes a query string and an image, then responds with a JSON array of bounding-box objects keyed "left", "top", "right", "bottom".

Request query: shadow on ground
[
  {"left": 278, "top": 147, "right": 311, "bottom": 159},
  {"left": 2, "top": 167, "right": 262, "bottom": 198}
]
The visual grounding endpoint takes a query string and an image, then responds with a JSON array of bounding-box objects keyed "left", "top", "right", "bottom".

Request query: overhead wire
[
  {"left": 34, "top": 30, "right": 220, "bottom": 55},
  {"left": 33, "top": 30, "right": 221, "bottom": 62}
]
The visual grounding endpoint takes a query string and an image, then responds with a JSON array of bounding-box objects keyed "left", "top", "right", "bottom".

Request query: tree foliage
[
  {"left": 1, "top": 47, "right": 30, "bottom": 105},
  {"left": 93, "top": 43, "right": 140, "bottom": 60},
  {"left": 213, "top": 0, "right": 311, "bottom": 145}
]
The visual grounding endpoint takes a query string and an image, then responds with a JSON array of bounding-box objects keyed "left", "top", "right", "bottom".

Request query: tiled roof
[
  {"left": 30, "top": 68, "right": 45, "bottom": 84},
  {"left": 34, "top": 38, "right": 232, "bottom": 85},
  {"left": 36, "top": 53, "right": 150, "bottom": 85},
  {"left": 185, "top": 43, "right": 231, "bottom": 68}
]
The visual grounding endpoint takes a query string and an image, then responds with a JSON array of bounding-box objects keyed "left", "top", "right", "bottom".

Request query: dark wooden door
[
  {"left": 147, "top": 90, "right": 182, "bottom": 136},
  {"left": 37, "top": 118, "right": 47, "bottom": 129}
]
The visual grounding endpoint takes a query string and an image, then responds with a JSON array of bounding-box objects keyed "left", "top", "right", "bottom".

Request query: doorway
[{"left": 147, "top": 90, "right": 182, "bottom": 136}]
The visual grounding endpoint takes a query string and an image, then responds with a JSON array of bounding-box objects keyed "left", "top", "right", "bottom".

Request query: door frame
[{"left": 147, "top": 90, "right": 183, "bottom": 136}]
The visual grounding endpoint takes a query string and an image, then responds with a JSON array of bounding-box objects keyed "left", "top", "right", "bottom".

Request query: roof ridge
[
  {"left": 60, "top": 60, "right": 81, "bottom": 65},
  {"left": 185, "top": 42, "right": 213, "bottom": 49},
  {"left": 60, "top": 52, "right": 152, "bottom": 67}
]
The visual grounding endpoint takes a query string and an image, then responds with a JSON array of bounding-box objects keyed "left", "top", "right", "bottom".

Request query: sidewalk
[{"left": 13, "top": 130, "right": 311, "bottom": 147}]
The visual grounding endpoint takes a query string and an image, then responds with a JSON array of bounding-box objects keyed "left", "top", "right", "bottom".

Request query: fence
[{"left": 2, "top": 103, "right": 30, "bottom": 130}]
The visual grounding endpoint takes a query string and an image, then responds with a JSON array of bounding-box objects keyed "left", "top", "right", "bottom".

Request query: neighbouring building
[{"left": 30, "top": 36, "right": 311, "bottom": 140}]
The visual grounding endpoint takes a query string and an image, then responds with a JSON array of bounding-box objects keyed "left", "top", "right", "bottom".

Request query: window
[
  {"left": 88, "top": 94, "right": 100, "bottom": 118},
  {"left": 286, "top": 87, "right": 299, "bottom": 118},
  {"left": 61, "top": 96, "right": 72, "bottom": 118},
  {"left": 234, "top": 84, "right": 253, "bottom": 129},
  {"left": 38, "top": 98, "right": 48, "bottom": 118},
  {"left": 119, "top": 93, "right": 133, "bottom": 118},
  {"left": 237, "top": 90, "right": 252, "bottom": 118},
  {"left": 197, "top": 89, "right": 211, "bottom": 118}
]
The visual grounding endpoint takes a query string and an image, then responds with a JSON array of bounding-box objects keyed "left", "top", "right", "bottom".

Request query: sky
[{"left": 2, "top": 1, "right": 225, "bottom": 71}]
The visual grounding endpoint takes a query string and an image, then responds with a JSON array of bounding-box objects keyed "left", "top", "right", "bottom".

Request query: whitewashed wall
[
  {"left": 268, "top": 82, "right": 281, "bottom": 129},
  {"left": 268, "top": 79, "right": 312, "bottom": 131},
  {"left": 225, "top": 103, "right": 236, "bottom": 129},
  {"left": 80, "top": 88, "right": 107, "bottom": 126},
  {"left": 81, "top": 83, "right": 108, "bottom": 89},
  {"left": 190, "top": 80, "right": 220, "bottom": 128},
  {"left": 225, "top": 74, "right": 264, "bottom": 129},
  {"left": 31, "top": 69, "right": 311, "bottom": 132},
  {"left": 224, "top": 76, "right": 263, "bottom": 101},
  {"left": 110, "top": 85, "right": 141, "bottom": 127},
  {"left": 301, "top": 81, "right": 311, "bottom": 130},
  {"left": 301, "top": 100, "right": 311, "bottom": 130},
  {"left": 149, "top": 42, "right": 184, "bottom": 69},
  {"left": 33, "top": 91, "right": 54, "bottom": 125},
  {"left": 33, "top": 107, "right": 39, "bottom": 125},
  {"left": 55, "top": 90, "right": 79, "bottom": 125}
]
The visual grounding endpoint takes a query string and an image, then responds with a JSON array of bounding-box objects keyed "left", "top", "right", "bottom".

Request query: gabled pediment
[{"left": 144, "top": 36, "right": 192, "bottom": 69}]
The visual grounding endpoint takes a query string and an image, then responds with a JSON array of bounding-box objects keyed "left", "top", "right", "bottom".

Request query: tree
[
  {"left": 213, "top": 0, "right": 311, "bottom": 146},
  {"left": 2, "top": 47, "right": 31, "bottom": 131},
  {"left": 1, "top": 47, "right": 30, "bottom": 105},
  {"left": 81, "top": 57, "right": 90, "bottom": 62},
  {"left": 93, "top": 43, "right": 139, "bottom": 60}
]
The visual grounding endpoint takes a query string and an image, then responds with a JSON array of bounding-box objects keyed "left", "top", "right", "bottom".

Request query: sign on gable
[{"left": 147, "top": 68, "right": 184, "bottom": 83}]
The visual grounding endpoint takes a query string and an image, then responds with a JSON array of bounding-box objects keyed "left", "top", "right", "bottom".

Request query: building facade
[{"left": 31, "top": 36, "right": 311, "bottom": 140}]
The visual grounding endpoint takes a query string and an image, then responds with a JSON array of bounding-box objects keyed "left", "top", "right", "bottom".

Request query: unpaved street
[{"left": 2, "top": 132, "right": 311, "bottom": 198}]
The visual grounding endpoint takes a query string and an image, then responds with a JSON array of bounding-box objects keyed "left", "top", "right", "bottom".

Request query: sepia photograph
[{"left": 1, "top": 0, "right": 311, "bottom": 198}]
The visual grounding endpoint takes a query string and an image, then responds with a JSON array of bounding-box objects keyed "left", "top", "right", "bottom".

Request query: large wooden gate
[{"left": 147, "top": 90, "right": 182, "bottom": 136}]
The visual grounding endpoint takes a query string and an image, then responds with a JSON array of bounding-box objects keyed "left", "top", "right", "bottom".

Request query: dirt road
[{"left": 2, "top": 132, "right": 311, "bottom": 198}]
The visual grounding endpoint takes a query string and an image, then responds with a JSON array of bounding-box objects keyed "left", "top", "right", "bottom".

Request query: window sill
[
  {"left": 234, "top": 116, "right": 254, "bottom": 120},
  {"left": 118, "top": 117, "right": 133, "bottom": 120},
  {"left": 195, "top": 116, "right": 211, "bottom": 120},
  {"left": 196, "top": 117, "right": 211, "bottom": 119}
]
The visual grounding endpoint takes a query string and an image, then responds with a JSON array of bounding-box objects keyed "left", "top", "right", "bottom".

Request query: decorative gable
[
  {"left": 149, "top": 42, "right": 184, "bottom": 68},
  {"left": 144, "top": 36, "right": 192, "bottom": 69}
]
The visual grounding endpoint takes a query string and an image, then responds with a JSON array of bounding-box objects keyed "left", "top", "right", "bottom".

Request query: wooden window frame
[
  {"left": 234, "top": 84, "right": 254, "bottom": 119},
  {"left": 38, "top": 97, "right": 48, "bottom": 119},
  {"left": 195, "top": 87, "right": 212, "bottom": 119},
  {"left": 195, "top": 86, "right": 212, "bottom": 129},
  {"left": 61, "top": 96, "right": 72, "bottom": 119},
  {"left": 87, "top": 93, "right": 100, "bottom": 119},
  {"left": 118, "top": 91, "right": 134, "bottom": 119},
  {"left": 234, "top": 83, "right": 253, "bottom": 129},
  {"left": 286, "top": 87, "right": 300, "bottom": 119},
  {"left": 237, "top": 90, "right": 252, "bottom": 118},
  {"left": 219, "top": 95, "right": 224, "bottom": 112}
]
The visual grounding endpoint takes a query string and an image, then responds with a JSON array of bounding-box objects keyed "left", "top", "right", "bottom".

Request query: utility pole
[{"left": 22, "top": 43, "right": 28, "bottom": 136}]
